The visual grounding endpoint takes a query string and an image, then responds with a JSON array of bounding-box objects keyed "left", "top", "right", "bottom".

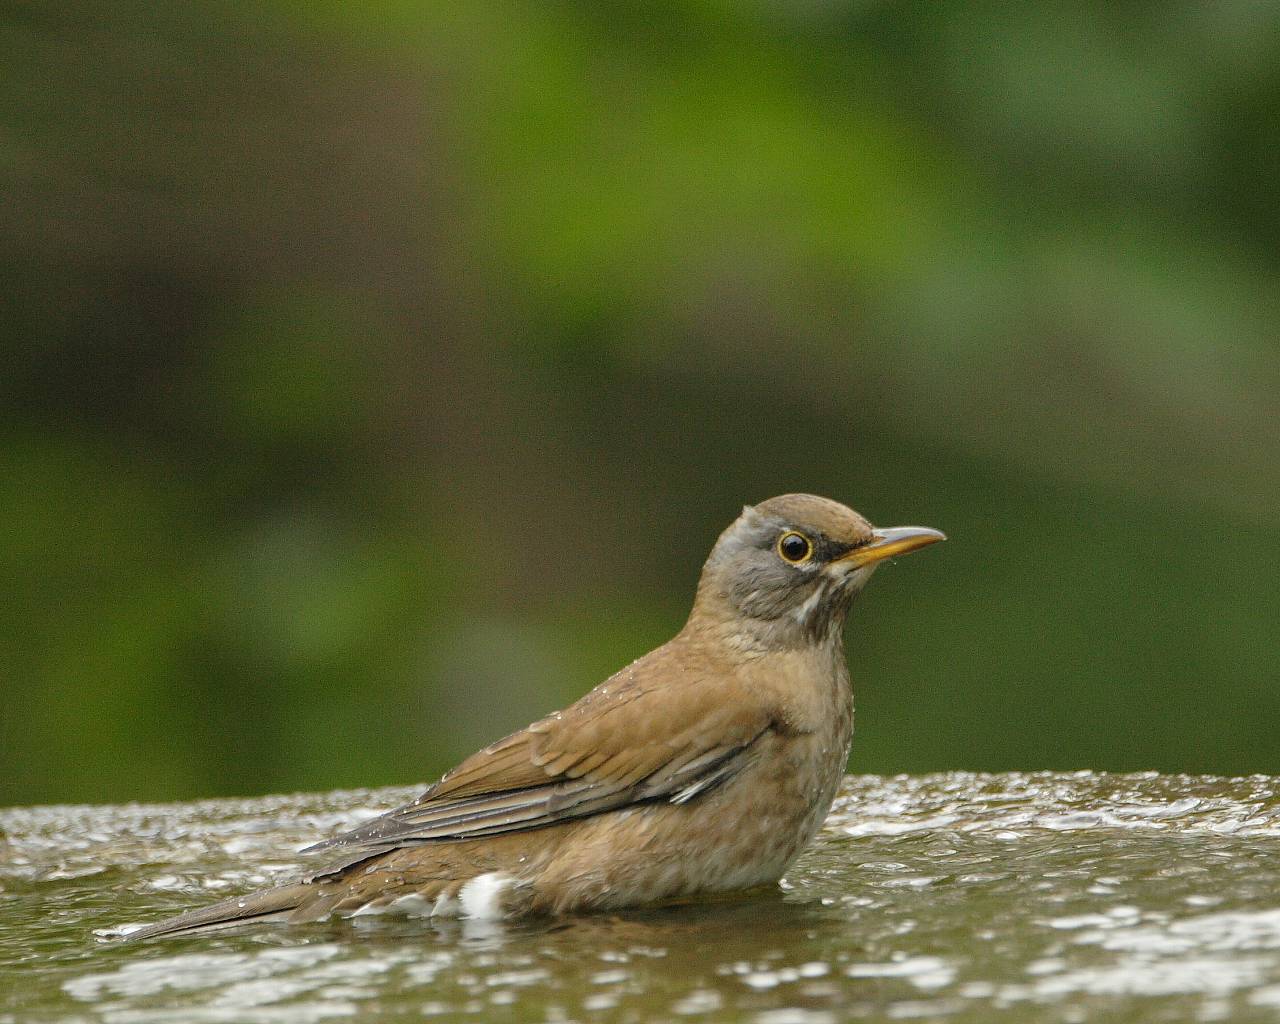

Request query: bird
[{"left": 125, "top": 494, "right": 944, "bottom": 939}]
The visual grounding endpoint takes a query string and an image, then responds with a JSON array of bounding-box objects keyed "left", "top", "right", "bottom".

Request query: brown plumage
[{"left": 126, "top": 495, "right": 943, "bottom": 939}]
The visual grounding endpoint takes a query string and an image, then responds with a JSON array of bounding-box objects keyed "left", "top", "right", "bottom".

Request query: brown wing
[{"left": 304, "top": 652, "right": 771, "bottom": 855}]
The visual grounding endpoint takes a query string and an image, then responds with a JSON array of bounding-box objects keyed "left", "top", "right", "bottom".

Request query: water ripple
[{"left": 5, "top": 771, "right": 1280, "bottom": 1021}]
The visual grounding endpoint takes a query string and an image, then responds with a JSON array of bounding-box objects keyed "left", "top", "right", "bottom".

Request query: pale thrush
[{"left": 128, "top": 494, "right": 943, "bottom": 938}]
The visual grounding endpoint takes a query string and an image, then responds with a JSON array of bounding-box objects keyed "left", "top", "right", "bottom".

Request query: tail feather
[
  {"left": 123, "top": 845, "right": 471, "bottom": 940},
  {"left": 123, "top": 881, "right": 315, "bottom": 941}
]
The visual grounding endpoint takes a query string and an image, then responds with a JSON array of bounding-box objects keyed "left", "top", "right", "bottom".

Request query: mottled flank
[{"left": 125, "top": 495, "right": 941, "bottom": 939}]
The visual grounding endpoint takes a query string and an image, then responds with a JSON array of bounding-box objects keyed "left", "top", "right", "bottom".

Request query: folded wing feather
[{"left": 304, "top": 667, "right": 770, "bottom": 855}]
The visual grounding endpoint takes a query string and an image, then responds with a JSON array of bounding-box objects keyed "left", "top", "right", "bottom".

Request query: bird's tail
[{"left": 122, "top": 881, "right": 316, "bottom": 941}]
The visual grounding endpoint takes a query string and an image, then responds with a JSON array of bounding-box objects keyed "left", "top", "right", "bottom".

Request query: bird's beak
[{"left": 836, "top": 526, "right": 946, "bottom": 569}]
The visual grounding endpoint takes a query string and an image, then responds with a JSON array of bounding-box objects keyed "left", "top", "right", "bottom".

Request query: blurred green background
[{"left": 3, "top": 2, "right": 1278, "bottom": 807}]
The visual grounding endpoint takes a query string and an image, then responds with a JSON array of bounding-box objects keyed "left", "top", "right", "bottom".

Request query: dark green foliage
[{"left": 3, "top": 2, "right": 1277, "bottom": 803}]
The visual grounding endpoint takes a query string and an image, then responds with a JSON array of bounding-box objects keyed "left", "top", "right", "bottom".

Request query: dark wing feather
[{"left": 305, "top": 654, "right": 771, "bottom": 856}]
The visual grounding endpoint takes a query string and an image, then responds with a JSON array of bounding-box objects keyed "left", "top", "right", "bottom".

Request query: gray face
[{"left": 700, "top": 504, "right": 876, "bottom": 643}]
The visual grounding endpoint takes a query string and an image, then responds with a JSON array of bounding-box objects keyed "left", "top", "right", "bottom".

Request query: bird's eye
[{"left": 777, "top": 531, "right": 813, "bottom": 563}]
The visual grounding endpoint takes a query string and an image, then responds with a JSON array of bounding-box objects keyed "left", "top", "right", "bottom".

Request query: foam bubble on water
[
  {"left": 671, "top": 988, "right": 722, "bottom": 1014},
  {"left": 1003, "top": 956, "right": 1271, "bottom": 1001},
  {"left": 754, "top": 1010, "right": 837, "bottom": 1024},
  {"left": 845, "top": 956, "right": 956, "bottom": 990},
  {"left": 1097, "top": 908, "right": 1280, "bottom": 956},
  {"left": 64, "top": 946, "right": 344, "bottom": 1001},
  {"left": 842, "top": 814, "right": 961, "bottom": 837}
]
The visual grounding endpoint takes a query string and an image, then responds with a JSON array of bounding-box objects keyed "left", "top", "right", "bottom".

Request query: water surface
[{"left": 5, "top": 772, "right": 1280, "bottom": 1022}]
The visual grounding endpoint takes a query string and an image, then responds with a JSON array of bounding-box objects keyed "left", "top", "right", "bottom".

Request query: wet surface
[{"left": 6, "top": 772, "right": 1280, "bottom": 1022}]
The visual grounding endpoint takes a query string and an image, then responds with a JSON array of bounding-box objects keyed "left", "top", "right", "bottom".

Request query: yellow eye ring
[{"left": 777, "top": 531, "right": 813, "bottom": 563}]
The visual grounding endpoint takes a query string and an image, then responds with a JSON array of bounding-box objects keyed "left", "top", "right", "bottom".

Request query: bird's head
[{"left": 691, "top": 494, "right": 944, "bottom": 647}]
